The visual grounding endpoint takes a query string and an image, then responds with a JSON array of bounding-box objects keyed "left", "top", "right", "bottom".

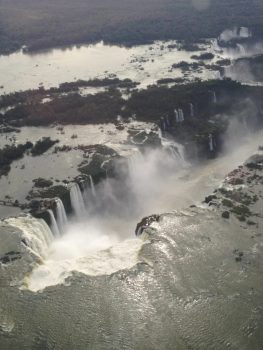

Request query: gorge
[{"left": 1, "top": 25, "right": 263, "bottom": 349}]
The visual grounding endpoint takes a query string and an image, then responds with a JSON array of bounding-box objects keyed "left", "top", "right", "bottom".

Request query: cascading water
[
  {"left": 47, "top": 209, "right": 61, "bottom": 237},
  {"left": 89, "top": 175, "right": 96, "bottom": 197},
  {"left": 211, "top": 91, "right": 217, "bottom": 103},
  {"left": 161, "top": 137, "right": 187, "bottom": 165},
  {"left": 6, "top": 216, "right": 54, "bottom": 260},
  {"left": 237, "top": 43, "right": 246, "bottom": 56},
  {"left": 55, "top": 198, "right": 68, "bottom": 232},
  {"left": 219, "top": 26, "right": 251, "bottom": 42},
  {"left": 174, "top": 109, "right": 179, "bottom": 123},
  {"left": 239, "top": 26, "right": 252, "bottom": 38},
  {"left": 178, "top": 109, "right": 184, "bottom": 122},
  {"left": 208, "top": 134, "right": 214, "bottom": 152},
  {"left": 70, "top": 183, "right": 86, "bottom": 218},
  {"left": 190, "top": 103, "right": 194, "bottom": 117}
]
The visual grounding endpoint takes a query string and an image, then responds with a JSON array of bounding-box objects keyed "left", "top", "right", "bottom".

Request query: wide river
[
  {"left": 1, "top": 34, "right": 263, "bottom": 349},
  {"left": 0, "top": 40, "right": 219, "bottom": 94}
]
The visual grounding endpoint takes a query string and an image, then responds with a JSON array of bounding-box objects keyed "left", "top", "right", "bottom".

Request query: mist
[{"left": 26, "top": 109, "right": 263, "bottom": 291}]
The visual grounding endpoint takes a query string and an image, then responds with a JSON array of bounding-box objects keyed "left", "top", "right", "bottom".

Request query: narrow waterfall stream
[
  {"left": 69, "top": 183, "right": 86, "bottom": 218},
  {"left": 55, "top": 198, "right": 68, "bottom": 232},
  {"left": 47, "top": 209, "right": 61, "bottom": 237}
]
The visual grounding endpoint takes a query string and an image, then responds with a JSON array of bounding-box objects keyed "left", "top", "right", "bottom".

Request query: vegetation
[
  {"left": 31, "top": 137, "right": 59, "bottom": 156},
  {"left": 191, "top": 53, "right": 215, "bottom": 60},
  {"left": 222, "top": 199, "right": 233, "bottom": 208},
  {"left": 1, "top": 78, "right": 263, "bottom": 161},
  {"left": 33, "top": 178, "right": 53, "bottom": 188},
  {"left": 57, "top": 78, "right": 138, "bottom": 92},
  {"left": 231, "top": 204, "right": 251, "bottom": 221},
  {"left": 0, "top": 142, "right": 33, "bottom": 176},
  {"left": 0, "top": 0, "right": 263, "bottom": 54}
]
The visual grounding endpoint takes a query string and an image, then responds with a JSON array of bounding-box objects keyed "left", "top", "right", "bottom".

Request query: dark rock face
[
  {"left": 204, "top": 195, "right": 217, "bottom": 204},
  {"left": 78, "top": 145, "right": 120, "bottom": 184},
  {"left": 33, "top": 210, "right": 52, "bottom": 226},
  {"left": 245, "top": 154, "right": 263, "bottom": 170},
  {"left": 135, "top": 214, "right": 160, "bottom": 236},
  {"left": 30, "top": 185, "right": 72, "bottom": 214}
]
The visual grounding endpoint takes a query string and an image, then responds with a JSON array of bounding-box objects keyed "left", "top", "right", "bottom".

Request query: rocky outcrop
[
  {"left": 135, "top": 214, "right": 160, "bottom": 236},
  {"left": 209, "top": 152, "right": 263, "bottom": 224},
  {"left": 78, "top": 145, "right": 120, "bottom": 184}
]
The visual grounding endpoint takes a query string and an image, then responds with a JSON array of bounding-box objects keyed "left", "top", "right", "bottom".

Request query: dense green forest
[{"left": 0, "top": 0, "right": 263, "bottom": 54}]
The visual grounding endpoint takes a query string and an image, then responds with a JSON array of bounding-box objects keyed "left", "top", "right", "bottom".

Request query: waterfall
[
  {"left": 165, "top": 115, "right": 171, "bottom": 127},
  {"left": 160, "top": 117, "right": 165, "bottom": 131},
  {"left": 89, "top": 175, "right": 96, "bottom": 197},
  {"left": 47, "top": 209, "right": 61, "bottom": 237},
  {"left": 160, "top": 137, "right": 187, "bottom": 166},
  {"left": 237, "top": 43, "right": 246, "bottom": 56},
  {"left": 6, "top": 216, "right": 54, "bottom": 260},
  {"left": 55, "top": 198, "right": 68, "bottom": 232},
  {"left": 210, "top": 91, "right": 217, "bottom": 104},
  {"left": 174, "top": 109, "right": 179, "bottom": 123},
  {"left": 208, "top": 134, "right": 214, "bottom": 152},
  {"left": 213, "top": 91, "right": 217, "bottom": 104},
  {"left": 178, "top": 109, "right": 184, "bottom": 122},
  {"left": 219, "top": 27, "right": 251, "bottom": 42},
  {"left": 190, "top": 103, "right": 194, "bottom": 117},
  {"left": 239, "top": 27, "right": 251, "bottom": 38},
  {"left": 70, "top": 183, "right": 86, "bottom": 218}
]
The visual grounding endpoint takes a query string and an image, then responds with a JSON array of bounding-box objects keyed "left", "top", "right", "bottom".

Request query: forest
[{"left": 0, "top": 0, "right": 263, "bottom": 54}]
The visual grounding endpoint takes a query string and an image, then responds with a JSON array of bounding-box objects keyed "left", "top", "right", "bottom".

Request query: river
[{"left": 1, "top": 31, "right": 263, "bottom": 349}]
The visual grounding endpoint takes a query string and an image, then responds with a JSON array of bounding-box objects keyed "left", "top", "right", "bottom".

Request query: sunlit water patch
[{"left": 0, "top": 40, "right": 217, "bottom": 94}]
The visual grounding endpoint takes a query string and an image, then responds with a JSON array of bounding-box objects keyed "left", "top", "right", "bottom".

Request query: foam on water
[{"left": 25, "top": 220, "right": 144, "bottom": 292}]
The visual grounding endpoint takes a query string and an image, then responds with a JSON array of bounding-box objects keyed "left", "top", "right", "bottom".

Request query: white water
[
  {"left": 178, "top": 109, "right": 185, "bottom": 122},
  {"left": 0, "top": 40, "right": 215, "bottom": 94},
  {"left": 174, "top": 109, "right": 179, "bottom": 123},
  {"left": 212, "top": 91, "right": 217, "bottom": 103},
  {"left": 55, "top": 198, "right": 68, "bottom": 232},
  {"left": 190, "top": 103, "right": 194, "bottom": 117},
  {"left": 219, "top": 27, "right": 252, "bottom": 42},
  {"left": 208, "top": 134, "right": 214, "bottom": 152},
  {"left": 6, "top": 122, "right": 263, "bottom": 292},
  {"left": 47, "top": 210, "right": 61, "bottom": 237},
  {"left": 89, "top": 175, "right": 96, "bottom": 197},
  {"left": 70, "top": 183, "right": 86, "bottom": 218},
  {"left": 6, "top": 216, "right": 53, "bottom": 260}
]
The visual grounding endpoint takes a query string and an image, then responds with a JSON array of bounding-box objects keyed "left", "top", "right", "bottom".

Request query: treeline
[
  {"left": 2, "top": 79, "right": 263, "bottom": 128},
  {"left": 0, "top": 0, "right": 263, "bottom": 54},
  {"left": 4, "top": 89, "right": 125, "bottom": 125},
  {"left": 31, "top": 137, "right": 59, "bottom": 156},
  {"left": 0, "top": 142, "right": 33, "bottom": 176}
]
